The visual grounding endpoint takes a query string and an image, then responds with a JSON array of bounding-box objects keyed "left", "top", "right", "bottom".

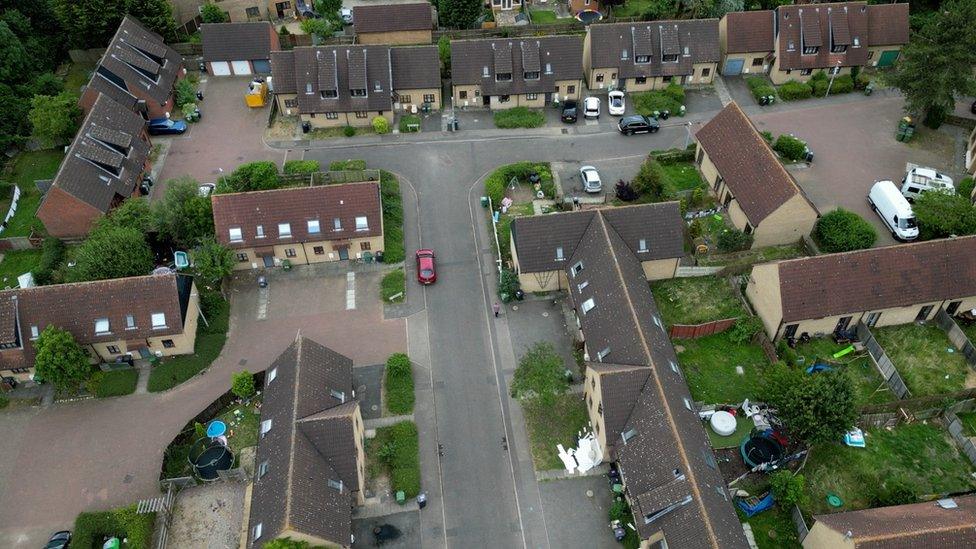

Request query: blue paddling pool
[{"left": 206, "top": 420, "right": 227, "bottom": 438}]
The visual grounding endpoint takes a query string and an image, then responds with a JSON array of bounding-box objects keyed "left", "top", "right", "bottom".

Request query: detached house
[
  {"left": 0, "top": 273, "right": 200, "bottom": 381},
  {"left": 353, "top": 3, "right": 433, "bottom": 45},
  {"left": 510, "top": 203, "right": 684, "bottom": 292},
  {"left": 272, "top": 45, "right": 440, "bottom": 128},
  {"left": 719, "top": 11, "right": 775, "bottom": 76},
  {"left": 37, "top": 94, "right": 152, "bottom": 239},
  {"left": 80, "top": 16, "right": 185, "bottom": 119},
  {"left": 202, "top": 22, "right": 279, "bottom": 76},
  {"left": 747, "top": 236, "right": 976, "bottom": 341},
  {"left": 212, "top": 181, "right": 384, "bottom": 269},
  {"left": 694, "top": 102, "right": 819, "bottom": 247},
  {"left": 246, "top": 336, "right": 365, "bottom": 549},
  {"left": 583, "top": 20, "right": 720, "bottom": 92},
  {"left": 451, "top": 36, "right": 583, "bottom": 110}
]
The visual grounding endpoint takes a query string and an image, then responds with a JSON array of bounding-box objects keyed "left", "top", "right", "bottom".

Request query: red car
[{"left": 416, "top": 249, "right": 436, "bottom": 285}]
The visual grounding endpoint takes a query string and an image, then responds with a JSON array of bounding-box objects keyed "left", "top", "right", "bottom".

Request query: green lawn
[
  {"left": 803, "top": 423, "right": 976, "bottom": 514},
  {"left": 63, "top": 62, "right": 95, "bottom": 95},
  {"left": 660, "top": 162, "right": 705, "bottom": 192},
  {"left": 92, "top": 369, "right": 139, "bottom": 398},
  {"left": 214, "top": 397, "right": 262, "bottom": 449},
  {"left": 381, "top": 268, "right": 405, "bottom": 303},
  {"left": 496, "top": 200, "right": 535, "bottom": 265},
  {"left": 957, "top": 411, "right": 976, "bottom": 437},
  {"left": 737, "top": 505, "right": 801, "bottom": 549},
  {"left": 494, "top": 107, "right": 546, "bottom": 129},
  {"left": 523, "top": 393, "right": 590, "bottom": 471},
  {"left": 675, "top": 331, "right": 768, "bottom": 404},
  {"left": 651, "top": 276, "right": 744, "bottom": 326},
  {"left": 367, "top": 421, "right": 421, "bottom": 498},
  {"left": 148, "top": 299, "right": 230, "bottom": 392},
  {"left": 0, "top": 249, "right": 42, "bottom": 289},
  {"left": 529, "top": 9, "right": 559, "bottom": 23},
  {"left": 707, "top": 414, "right": 753, "bottom": 449},
  {"left": 398, "top": 114, "right": 421, "bottom": 133},
  {"left": 793, "top": 338, "right": 894, "bottom": 406},
  {"left": 873, "top": 324, "right": 971, "bottom": 396},
  {"left": 0, "top": 150, "right": 64, "bottom": 237},
  {"left": 611, "top": 0, "right": 662, "bottom": 18}
]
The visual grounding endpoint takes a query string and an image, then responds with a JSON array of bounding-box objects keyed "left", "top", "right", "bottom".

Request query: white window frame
[
  {"left": 333, "top": 218, "right": 342, "bottom": 231},
  {"left": 30, "top": 325, "right": 39, "bottom": 339},
  {"left": 252, "top": 523, "right": 263, "bottom": 540},
  {"left": 307, "top": 219, "right": 320, "bottom": 234},
  {"left": 260, "top": 419, "right": 272, "bottom": 437},
  {"left": 125, "top": 314, "right": 136, "bottom": 329},
  {"left": 638, "top": 239, "right": 648, "bottom": 252},
  {"left": 95, "top": 318, "right": 110, "bottom": 335},
  {"left": 255, "top": 225, "right": 265, "bottom": 238},
  {"left": 571, "top": 261, "right": 583, "bottom": 277},
  {"left": 151, "top": 313, "right": 166, "bottom": 329},
  {"left": 268, "top": 367, "right": 277, "bottom": 383},
  {"left": 355, "top": 216, "right": 368, "bottom": 231},
  {"left": 581, "top": 298, "right": 595, "bottom": 314},
  {"left": 278, "top": 223, "right": 292, "bottom": 238},
  {"left": 555, "top": 247, "right": 564, "bottom": 261},
  {"left": 577, "top": 281, "right": 589, "bottom": 292},
  {"left": 229, "top": 227, "right": 243, "bottom": 242}
]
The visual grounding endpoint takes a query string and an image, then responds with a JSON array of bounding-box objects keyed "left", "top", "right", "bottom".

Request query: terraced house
[
  {"left": 719, "top": 10, "right": 776, "bottom": 76},
  {"left": 352, "top": 2, "right": 433, "bottom": 45},
  {"left": 450, "top": 36, "right": 583, "bottom": 109},
  {"left": 272, "top": 45, "right": 440, "bottom": 128},
  {"left": 0, "top": 273, "right": 200, "bottom": 381},
  {"left": 583, "top": 19, "right": 720, "bottom": 91},
  {"left": 212, "top": 181, "right": 384, "bottom": 269}
]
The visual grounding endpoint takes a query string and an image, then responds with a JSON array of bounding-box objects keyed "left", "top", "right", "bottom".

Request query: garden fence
[
  {"left": 791, "top": 504, "right": 809, "bottom": 542},
  {"left": 433, "top": 22, "right": 585, "bottom": 41},
  {"left": 860, "top": 389, "right": 976, "bottom": 415},
  {"left": 755, "top": 331, "right": 779, "bottom": 364},
  {"left": 675, "top": 266, "right": 724, "bottom": 277},
  {"left": 858, "top": 406, "right": 942, "bottom": 429},
  {"left": 935, "top": 308, "right": 976, "bottom": 369},
  {"left": 856, "top": 321, "right": 911, "bottom": 399},
  {"left": 668, "top": 318, "right": 736, "bottom": 339},
  {"left": 946, "top": 413, "right": 976, "bottom": 467}
]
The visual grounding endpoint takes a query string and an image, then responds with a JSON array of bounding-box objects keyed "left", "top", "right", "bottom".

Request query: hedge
[
  {"left": 384, "top": 353, "right": 414, "bottom": 414},
  {"left": 380, "top": 171, "right": 404, "bottom": 263},
  {"left": 746, "top": 76, "right": 777, "bottom": 103},
  {"left": 329, "top": 159, "right": 367, "bottom": 171},
  {"left": 493, "top": 107, "right": 545, "bottom": 129},
  {"left": 74, "top": 505, "right": 155, "bottom": 549},
  {"left": 814, "top": 208, "right": 877, "bottom": 252},
  {"left": 484, "top": 162, "right": 553, "bottom": 205},
  {"left": 282, "top": 160, "right": 320, "bottom": 174},
  {"left": 374, "top": 421, "right": 420, "bottom": 497},
  {"left": 778, "top": 80, "right": 813, "bottom": 101},
  {"left": 773, "top": 134, "right": 807, "bottom": 162}
]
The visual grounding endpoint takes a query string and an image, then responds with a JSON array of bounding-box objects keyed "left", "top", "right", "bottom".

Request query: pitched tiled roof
[
  {"left": 212, "top": 182, "right": 382, "bottom": 249},
  {"left": 390, "top": 46, "right": 440, "bottom": 89},
  {"left": 450, "top": 36, "right": 583, "bottom": 95},
  {"left": 773, "top": 236, "right": 976, "bottom": 323},
  {"left": 247, "top": 337, "right": 358, "bottom": 548},
  {"left": 587, "top": 20, "right": 720, "bottom": 79},
  {"left": 776, "top": 2, "right": 870, "bottom": 70},
  {"left": 866, "top": 3, "right": 910, "bottom": 47},
  {"left": 40, "top": 94, "right": 149, "bottom": 214},
  {"left": 812, "top": 495, "right": 976, "bottom": 547},
  {"left": 272, "top": 46, "right": 393, "bottom": 113},
  {"left": 589, "top": 363, "right": 648, "bottom": 444},
  {"left": 353, "top": 3, "right": 433, "bottom": 34},
  {"left": 695, "top": 102, "right": 815, "bottom": 225},
  {"left": 202, "top": 22, "right": 275, "bottom": 62},
  {"left": 511, "top": 203, "right": 684, "bottom": 274},
  {"left": 724, "top": 11, "right": 775, "bottom": 53},
  {"left": 0, "top": 274, "right": 192, "bottom": 372},
  {"left": 94, "top": 16, "right": 183, "bottom": 105}
]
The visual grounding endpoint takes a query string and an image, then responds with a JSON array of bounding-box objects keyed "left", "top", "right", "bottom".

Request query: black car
[
  {"left": 617, "top": 115, "right": 660, "bottom": 135},
  {"left": 561, "top": 100, "right": 579, "bottom": 123},
  {"left": 44, "top": 531, "right": 71, "bottom": 549}
]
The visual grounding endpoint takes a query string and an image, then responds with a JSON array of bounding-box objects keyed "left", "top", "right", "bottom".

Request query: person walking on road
[{"left": 493, "top": 302, "right": 501, "bottom": 317}]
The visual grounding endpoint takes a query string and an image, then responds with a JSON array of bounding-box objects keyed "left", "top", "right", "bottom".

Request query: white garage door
[
  {"left": 210, "top": 61, "right": 231, "bottom": 76},
  {"left": 232, "top": 61, "right": 252, "bottom": 75}
]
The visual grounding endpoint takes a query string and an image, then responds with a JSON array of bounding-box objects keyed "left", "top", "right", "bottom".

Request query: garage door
[
  {"left": 723, "top": 58, "right": 744, "bottom": 76},
  {"left": 252, "top": 59, "right": 271, "bottom": 74},
  {"left": 210, "top": 61, "right": 231, "bottom": 76},
  {"left": 232, "top": 61, "right": 252, "bottom": 75}
]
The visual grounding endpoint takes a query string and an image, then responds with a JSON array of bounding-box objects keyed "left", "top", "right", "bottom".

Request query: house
[
  {"left": 768, "top": 2, "right": 909, "bottom": 85},
  {"left": 694, "top": 102, "right": 819, "bottom": 247},
  {"left": 202, "top": 22, "right": 280, "bottom": 76},
  {"left": 79, "top": 16, "right": 185, "bottom": 120},
  {"left": 390, "top": 46, "right": 442, "bottom": 113},
  {"left": 803, "top": 495, "right": 976, "bottom": 548},
  {"left": 245, "top": 336, "right": 365, "bottom": 549},
  {"left": 211, "top": 181, "right": 384, "bottom": 269},
  {"left": 450, "top": 36, "right": 583, "bottom": 110},
  {"left": 509, "top": 203, "right": 684, "bottom": 292},
  {"left": 0, "top": 273, "right": 200, "bottom": 381},
  {"left": 37, "top": 94, "right": 152, "bottom": 239},
  {"left": 746, "top": 236, "right": 976, "bottom": 341},
  {"left": 489, "top": 0, "right": 521, "bottom": 13},
  {"left": 719, "top": 10, "right": 775, "bottom": 76},
  {"left": 170, "top": 0, "right": 297, "bottom": 24},
  {"left": 583, "top": 20, "right": 719, "bottom": 92},
  {"left": 567, "top": 212, "right": 748, "bottom": 548},
  {"left": 271, "top": 45, "right": 440, "bottom": 128},
  {"left": 352, "top": 3, "right": 433, "bottom": 45}
]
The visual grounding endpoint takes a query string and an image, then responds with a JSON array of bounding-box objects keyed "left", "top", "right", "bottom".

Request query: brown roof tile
[
  {"left": 587, "top": 20, "right": 720, "bottom": 79},
  {"left": 352, "top": 2, "right": 432, "bottom": 34},
  {"left": 776, "top": 2, "right": 870, "bottom": 70},
  {"left": 450, "top": 35, "right": 583, "bottom": 96},
  {"left": 273, "top": 46, "right": 393, "bottom": 114},
  {"left": 202, "top": 22, "right": 275, "bottom": 62},
  {"left": 724, "top": 11, "right": 775, "bottom": 53},
  {"left": 390, "top": 46, "right": 440, "bottom": 89},
  {"left": 812, "top": 495, "right": 976, "bottom": 547},
  {"left": 866, "top": 3, "right": 910, "bottom": 47}
]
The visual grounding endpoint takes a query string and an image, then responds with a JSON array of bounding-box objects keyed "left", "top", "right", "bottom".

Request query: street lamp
[
  {"left": 683, "top": 121, "right": 694, "bottom": 148},
  {"left": 825, "top": 60, "right": 843, "bottom": 97}
]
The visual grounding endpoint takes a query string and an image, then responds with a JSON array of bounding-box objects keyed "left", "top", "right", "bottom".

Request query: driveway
[
  {"left": 154, "top": 76, "right": 285, "bottom": 192},
  {"left": 554, "top": 156, "right": 648, "bottom": 201}
]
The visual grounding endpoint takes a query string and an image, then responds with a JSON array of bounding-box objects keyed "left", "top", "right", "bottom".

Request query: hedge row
[
  {"left": 282, "top": 159, "right": 320, "bottom": 174},
  {"left": 746, "top": 76, "right": 777, "bottom": 102},
  {"left": 380, "top": 170, "right": 405, "bottom": 263},
  {"left": 329, "top": 159, "right": 367, "bottom": 171},
  {"left": 385, "top": 353, "right": 415, "bottom": 414},
  {"left": 74, "top": 505, "right": 155, "bottom": 549},
  {"left": 375, "top": 421, "right": 421, "bottom": 498}
]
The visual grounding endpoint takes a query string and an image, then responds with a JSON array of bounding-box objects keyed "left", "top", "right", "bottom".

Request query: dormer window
[
  {"left": 95, "top": 318, "right": 110, "bottom": 335},
  {"left": 260, "top": 419, "right": 272, "bottom": 437},
  {"left": 483, "top": 66, "right": 490, "bottom": 77},
  {"left": 524, "top": 71, "right": 540, "bottom": 80},
  {"left": 555, "top": 247, "right": 564, "bottom": 261},
  {"left": 330, "top": 389, "right": 346, "bottom": 402},
  {"left": 321, "top": 89, "right": 338, "bottom": 98},
  {"left": 496, "top": 72, "right": 512, "bottom": 82},
  {"left": 229, "top": 227, "right": 243, "bottom": 242},
  {"left": 355, "top": 216, "right": 368, "bottom": 231},
  {"left": 307, "top": 219, "right": 320, "bottom": 234},
  {"left": 635, "top": 55, "right": 650, "bottom": 64},
  {"left": 351, "top": 88, "right": 367, "bottom": 97},
  {"left": 278, "top": 223, "right": 292, "bottom": 238},
  {"left": 831, "top": 44, "right": 846, "bottom": 53},
  {"left": 126, "top": 315, "right": 136, "bottom": 329},
  {"left": 581, "top": 298, "right": 595, "bottom": 314},
  {"left": 544, "top": 63, "right": 552, "bottom": 74},
  {"left": 644, "top": 495, "right": 693, "bottom": 524},
  {"left": 663, "top": 54, "right": 678, "bottom": 63},
  {"left": 571, "top": 261, "right": 584, "bottom": 276},
  {"left": 305, "top": 83, "right": 313, "bottom": 94}
]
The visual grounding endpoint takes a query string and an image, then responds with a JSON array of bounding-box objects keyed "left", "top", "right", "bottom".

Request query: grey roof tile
[{"left": 202, "top": 22, "right": 275, "bottom": 62}]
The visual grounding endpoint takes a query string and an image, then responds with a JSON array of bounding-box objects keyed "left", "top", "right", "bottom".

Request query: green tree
[
  {"left": 772, "top": 134, "right": 807, "bottom": 162},
  {"left": 958, "top": 177, "right": 975, "bottom": 200},
  {"left": 638, "top": 0, "right": 678, "bottom": 20},
  {"left": 717, "top": 228, "right": 753, "bottom": 252},
  {"left": 69, "top": 225, "right": 154, "bottom": 282},
  {"left": 0, "top": 83, "right": 30, "bottom": 150},
  {"left": 314, "top": 0, "right": 342, "bottom": 20},
  {"left": 631, "top": 157, "right": 670, "bottom": 201},
  {"left": 154, "top": 177, "right": 215, "bottom": 246},
  {"left": 28, "top": 91, "right": 81, "bottom": 147},
  {"left": 191, "top": 237, "right": 234, "bottom": 292},
  {"left": 34, "top": 325, "right": 91, "bottom": 391},
  {"left": 510, "top": 342, "right": 568, "bottom": 407},
  {"left": 889, "top": 0, "right": 976, "bottom": 128},
  {"left": 125, "top": 0, "right": 178, "bottom": 41},
  {"left": 51, "top": 0, "right": 127, "bottom": 48},
  {"left": 439, "top": 0, "right": 481, "bottom": 29},
  {"left": 0, "top": 21, "right": 31, "bottom": 84},
  {"left": 174, "top": 79, "right": 196, "bottom": 109},
  {"left": 770, "top": 470, "right": 808, "bottom": 508},
  {"left": 300, "top": 17, "right": 332, "bottom": 41},
  {"left": 814, "top": 208, "right": 877, "bottom": 252},
  {"left": 913, "top": 191, "right": 976, "bottom": 240},
  {"left": 27, "top": 73, "right": 64, "bottom": 97},
  {"left": 438, "top": 35, "right": 451, "bottom": 77},
  {"left": 200, "top": 2, "right": 227, "bottom": 23},
  {"left": 215, "top": 161, "right": 280, "bottom": 194},
  {"left": 761, "top": 363, "right": 857, "bottom": 445},
  {"left": 231, "top": 370, "right": 256, "bottom": 398},
  {"left": 98, "top": 197, "right": 155, "bottom": 233}
]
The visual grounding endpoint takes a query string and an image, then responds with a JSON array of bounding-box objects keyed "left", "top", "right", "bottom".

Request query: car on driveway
[
  {"left": 340, "top": 7, "right": 353, "bottom": 24},
  {"left": 148, "top": 118, "right": 187, "bottom": 135},
  {"left": 579, "top": 166, "right": 602, "bottom": 193},
  {"left": 416, "top": 249, "right": 436, "bottom": 285},
  {"left": 44, "top": 531, "right": 71, "bottom": 549},
  {"left": 561, "top": 100, "right": 578, "bottom": 123},
  {"left": 608, "top": 90, "right": 625, "bottom": 116},
  {"left": 617, "top": 115, "right": 660, "bottom": 135},
  {"left": 583, "top": 97, "right": 600, "bottom": 119}
]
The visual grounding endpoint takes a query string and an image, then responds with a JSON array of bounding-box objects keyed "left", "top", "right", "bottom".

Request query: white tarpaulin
[{"left": 555, "top": 431, "right": 604, "bottom": 475}]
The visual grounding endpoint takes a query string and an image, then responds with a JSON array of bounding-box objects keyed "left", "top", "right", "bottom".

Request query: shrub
[
  {"left": 662, "top": 81, "right": 685, "bottom": 105},
  {"left": 329, "top": 159, "right": 367, "bottom": 171},
  {"left": 282, "top": 159, "right": 320, "bottom": 174},
  {"left": 485, "top": 175, "right": 505, "bottom": 206},
  {"left": 0, "top": 395, "right": 8, "bottom": 408},
  {"left": 499, "top": 268, "right": 520, "bottom": 302},
  {"left": 828, "top": 74, "right": 854, "bottom": 94},
  {"left": 745, "top": 76, "right": 768, "bottom": 91},
  {"left": 752, "top": 84, "right": 778, "bottom": 103},
  {"left": 634, "top": 91, "right": 682, "bottom": 117},
  {"left": 181, "top": 102, "right": 198, "bottom": 119},
  {"left": 216, "top": 161, "right": 280, "bottom": 194},
  {"left": 688, "top": 219, "right": 703, "bottom": 239},
  {"left": 175, "top": 79, "right": 196, "bottom": 108},
  {"left": 343, "top": 125, "right": 356, "bottom": 137},
  {"left": 717, "top": 228, "right": 753, "bottom": 252},
  {"left": 746, "top": 77, "right": 777, "bottom": 102},
  {"left": 770, "top": 470, "right": 808, "bottom": 508},
  {"left": 854, "top": 72, "right": 872, "bottom": 90},
  {"left": 493, "top": 107, "right": 545, "bottom": 129},
  {"left": 913, "top": 191, "right": 976, "bottom": 240},
  {"left": 379, "top": 171, "right": 404, "bottom": 263},
  {"left": 609, "top": 499, "right": 631, "bottom": 522},
  {"left": 727, "top": 316, "right": 762, "bottom": 344},
  {"left": 632, "top": 158, "right": 672, "bottom": 201},
  {"left": 809, "top": 70, "right": 828, "bottom": 83},
  {"left": 399, "top": 114, "right": 421, "bottom": 133},
  {"left": 74, "top": 505, "right": 155, "bottom": 549},
  {"left": 615, "top": 180, "right": 638, "bottom": 201},
  {"left": 778, "top": 80, "right": 813, "bottom": 101},
  {"left": 773, "top": 134, "right": 807, "bottom": 162},
  {"left": 385, "top": 353, "right": 414, "bottom": 414},
  {"left": 375, "top": 421, "right": 420, "bottom": 497},
  {"left": 760, "top": 130, "right": 774, "bottom": 143},
  {"left": 34, "top": 237, "right": 66, "bottom": 285},
  {"left": 231, "top": 371, "right": 256, "bottom": 399},
  {"left": 958, "top": 177, "right": 975, "bottom": 199},
  {"left": 814, "top": 208, "right": 877, "bottom": 252},
  {"left": 689, "top": 187, "right": 705, "bottom": 208},
  {"left": 372, "top": 116, "right": 390, "bottom": 134}
]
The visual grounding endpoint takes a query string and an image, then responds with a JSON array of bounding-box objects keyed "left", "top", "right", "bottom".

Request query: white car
[
  {"left": 608, "top": 90, "right": 625, "bottom": 116},
  {"left": 198, "top": 183, "right": 215, "bottom": 197},
  {"left": 579, "top": 165, "right": 602, "bottom": 193},
  {"left": 583, "top": 97, "right": 600, "bottom": 119}
]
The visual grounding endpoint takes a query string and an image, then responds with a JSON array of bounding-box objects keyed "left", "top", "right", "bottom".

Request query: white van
[
  {"left": 869, "top": 180, "right": 919, "bottom": 241},
  {"left": 901, "top": 166, "right": 954, "bottom": 201}
]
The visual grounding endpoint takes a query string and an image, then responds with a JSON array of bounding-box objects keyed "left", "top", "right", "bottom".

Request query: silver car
[{"left": 579, "top": 165, "right": 602, "bottom": 193}]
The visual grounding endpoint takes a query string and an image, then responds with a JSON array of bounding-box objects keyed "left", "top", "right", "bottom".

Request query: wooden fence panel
[
  {"left": 791, "top": 504, "right": 809, "bottom": 542},
  {"left": 936, "top": 308, "right": 976, "bottom": 368},
  {"left": 857, "top": 321, "right": 911, "bottom": 399},
  {"left": 668, "top": 317, "right": 736, "bottom": 339}
]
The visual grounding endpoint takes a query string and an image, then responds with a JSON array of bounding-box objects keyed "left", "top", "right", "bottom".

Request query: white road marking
[
  {"left": 346, "top": 271, "right": 356, "bottom": 310},
  {"left": 257, "top": 287, "right": 269, "bottom": 320}
]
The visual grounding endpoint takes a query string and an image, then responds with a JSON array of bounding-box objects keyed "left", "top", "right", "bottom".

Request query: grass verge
[
  {"left": 872, "top": 323, "right": 970, "bottom": 396},
  {"left": 368, "top": 421, "right": 420, "bottom": 498},
  {"left": 385, "top": 353, "right": 415, "bottom": 415},
  {"left": 399, "top": 114, "right": 422, "bottom": 133},
  {"left": 523, "top": 393, "right": 590, "bottom": 471},
  {"left": 650, "top": 276, "right": 744, "bottom": 326},
  {"left": 91, "top": 369, "right": 139, "bottom": 398},
  {"left": 381, "top": 268, "right": 405, "bottom": 303},
  {"left": 675, "top": 331, "right": 768, "bottom": 403},
  {"left": 148, "top": 299, "right": 230, "bottom": 392},
  {"left": 793, "top": 338, "right": 894, "bottom": 406},
  {"left": 0, "top": 150, "right": 64, "bottom": 237},
  {"left": 74, "top": 505, "right": 155, "bottom": 549},
  {"left": 380, "top": 170, "right": 405, "bottom": 264},
  {"left": 660, "top": 162, "right": 705, "bottom": 192},
  {"left": 0, "top": 249, "right": 43, "bottom": 289},
  {"left": 494, "top": 107, "right": 546, "bottom": 129}
]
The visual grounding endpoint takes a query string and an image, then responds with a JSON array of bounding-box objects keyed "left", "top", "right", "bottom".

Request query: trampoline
[
  {"left": 575, "top": 9, "right": 603, "bottom": 24},
  {"left": 740, "top": 431, "right": 784, "bottom": 468},
  {"left": 188, "top": 437, "right": 234, "bottom": 481}
]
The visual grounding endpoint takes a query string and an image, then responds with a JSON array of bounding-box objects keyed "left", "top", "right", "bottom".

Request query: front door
[
  {"left": 545, "top": 92, "right": 552, "bottom": 104},
  {"left": 723, "top": 58, "right": 744, "bottom": 76},
  {"left": 338, "top": 247, "right": 349, "bottom": 260},
  {"left": 483, "top": 94, "right": 491, "bottom": 107},
  {"left": 916, "top": 305, "right": 934, "bottom": 322},
  {"left": 834, "top": 316, "right": 852, "bottom": 333},
  {"left": 263, "top": 255, "right": 275, "bottom": 268}
]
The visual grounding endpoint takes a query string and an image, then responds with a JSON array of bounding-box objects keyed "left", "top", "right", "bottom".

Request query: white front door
[
  {"left": 232, "top": 61, "right": 252, "bottom": 75},
  {"left": 502, "top": 0, "right": 512, "bottom": 9},
  {"left": 210, "top": 61, "right": 231, "bottom": 76}
]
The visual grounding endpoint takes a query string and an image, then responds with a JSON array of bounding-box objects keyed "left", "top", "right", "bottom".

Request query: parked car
[
  {"left": 147, "top": 118, "right": 187, "bottom": 135},
  {"left": 340, "top": 7, "right": 353, "bottom": 24},
  {"left": 198, "top": 183, "right": 216, "bottom": 197},
  {"left": 617, "top": 115, "right": 660, "bottom": 135},
  {"left": 579, "top": 165, "right": 602, "bottom": 193},
  {"left": 869, "top": 180, "right": 918, "bottom": 241},
  {"left": 257, "top": 275, "right": 268, "bottom": 288},
  {"left": 583, "top": 97, "right": 600, "bottom": 119},
  {"left": 608, "top": 90, "right": 625, "bottom": 116},
  {"left": 900, "top": 166, "right": 954, "bottom": 201},
  {"left": 971, "top": 99, "right": 976, "bottom": 115},
  {"left": 561, "top": 100, "right": 579, "bottom": 123},
  {"left": 44, "top": 531, "right": 71, "bottom": 549},
  {"left": 416, "top": 249, "right": 436, "bottom": 285}
]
